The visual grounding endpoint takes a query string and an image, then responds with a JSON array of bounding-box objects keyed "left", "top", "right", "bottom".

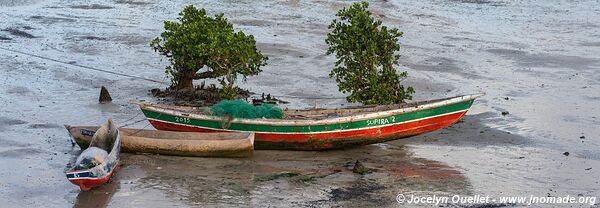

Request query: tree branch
[{"left": 191, "top": 71, "right": 218, "bottom": 79}]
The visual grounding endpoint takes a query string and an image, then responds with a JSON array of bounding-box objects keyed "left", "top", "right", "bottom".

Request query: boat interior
[
  {"left": 88, "top": 120, "right": 118, "bottom": 152},
  {"left": 70, "top": 126, "right": 252, "bottom": 141}
]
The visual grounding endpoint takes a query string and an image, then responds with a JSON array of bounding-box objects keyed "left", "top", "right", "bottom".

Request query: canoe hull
[
  {"left": 141, "top": 95, "right": 477, "bottom": 150},
  {"left": 66, "top": 161, "right": 118, "bottom": 191},
  {"left": 65, "top": 120, "right": 120, "bottom": 191},
  {"left": 66, "top": 127, "right": 254, "bottom": 158}
]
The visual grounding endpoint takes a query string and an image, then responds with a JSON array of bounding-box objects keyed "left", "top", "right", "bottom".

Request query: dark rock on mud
[
  {"left": 0, "top": 36, "right": 11, "bottom": 40},
  {"left": 501, "top": 111, "right": 509, "bottom": 116},
  {"left": 99, "top": 86, "right": 112, "bottom": 103},
  {"left": 352, "top": 160, "right": 371, "bottom": 175},
  {"left": 563, "top": 152, "right": 570, "bottom": 156}
]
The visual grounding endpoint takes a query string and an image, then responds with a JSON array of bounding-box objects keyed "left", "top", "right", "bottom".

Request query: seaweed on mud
[
  {"left": 6, "top": 86, "right": 31, "bottom": 94},
  {"left": 2, "top": 28, "right": 35, "bottom": 38},
  {"left": 114, "top": 0, "right": 153, "bottom": 6},
  {"left": 449, "top": 0, "right": 506, "bottom": 6},
  {"left": 29, "top": 15, "right": 77, "bottom": 24},
  {"left": 305, "top": 181, "right": 393, "bottom": 207},
  {"left": 450, "top": 0, "right": 497, "bottom": 5},
  {"left": 0, "top": 117, "right": 28, "bottom": 126},
  {"left": 70, "top": 4, "right": 113, "bottom": 10},
  {"left": 79, "top": 36, "right": 108, "bottom": 41},
  {"left": 28, "top": 123, "right": 63, "bottom": 129},
  {"left": 452, "top": 0, "right": 492, "bottom": 4},
  {"left": 255, "top": 172, "right": 300, "bottom": 182},
  {"left": 487, "top": 48, "right": 599, "bottom": 70},
  {"left": 329, "top": 182, "right": 386, "bottom": 201},
  {"left": 0, "top": 36, "right": 11, "bottom": 41},
  {"left": 66, "top": 35, "right": 108, "bottom": 41},
  {"left": 0, "top": 117, "right": 28, "bottom": 131},
  {"left": 0, "top": 148, "right": 44, "bottom": 158},
  {"left": 0, "top": 0, "right": 43, "bottom": 6}
]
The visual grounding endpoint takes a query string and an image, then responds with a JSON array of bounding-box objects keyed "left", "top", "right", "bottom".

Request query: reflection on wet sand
[
  {"left": 115, "top": 144, "right": 470, "bottom": 207},
  {"left": 73, "top": 179, "right": 119, "bottom": 208}
]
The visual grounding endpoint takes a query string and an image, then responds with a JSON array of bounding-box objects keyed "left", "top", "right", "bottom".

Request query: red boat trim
[{"left": 67, "top": 161, "right": 119, "bottom": 190}]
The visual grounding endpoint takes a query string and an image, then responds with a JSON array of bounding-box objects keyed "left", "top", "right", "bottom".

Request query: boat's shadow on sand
[
  {"left": 110, "top": 146, "right": 469, "bottom": 207},
  {"left": 70, "top": 113, "right": 525, "bottom": 207},
  {"left": 395, "top": 112, "right": 530, "bottom": 147},
  {"left": 72, "top": 179, "right": 119, "bottom": 208}
]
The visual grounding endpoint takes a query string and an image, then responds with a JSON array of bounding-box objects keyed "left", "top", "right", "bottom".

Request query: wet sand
[{"left": 1, "top": 0, "right": 599, "bottom": 207}]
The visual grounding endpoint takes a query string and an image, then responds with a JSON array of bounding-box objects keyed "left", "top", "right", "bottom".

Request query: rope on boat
[
  {"left": 0, "top": 46, "right": 168, "bottom": 84},
  {"left": 118, "top": 76, "right": 168, "bottom": 130},
  {"left": 119, "top": 118, "right": 147, "bottom": 128},
  {"left": 118, "top": 111, "right": 143, "bottom": 126},
  {"left": 218, "top": 116, "right": 233, "bottom": 129}
]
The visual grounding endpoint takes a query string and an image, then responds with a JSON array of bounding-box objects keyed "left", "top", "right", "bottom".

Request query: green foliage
[
  {"left": 211, "top": 100, "right": 284, "bottom": 119},
  {"left": 151, "top": 5, "right": 267, "bottom": 98},
  {"left": 326, "top": 1, "right": 414, "bottom": 105},
  {"left": 209, "top": 22, "right": 267, "bottom": 99}
]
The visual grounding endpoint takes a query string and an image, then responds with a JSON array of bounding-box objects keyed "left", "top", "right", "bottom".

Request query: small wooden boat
[
  {"left": 65, "top": 126, "right": 254, "bottom": 158},
  {"left": 134, "top": 94, "right": 484, "bottom": 150},
  {"left": 66, "top": 119, "right": 120, "bottom": 191}
]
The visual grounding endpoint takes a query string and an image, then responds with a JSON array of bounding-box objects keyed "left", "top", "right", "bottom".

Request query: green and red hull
[{"left": 138, "top": 94, "right": 482, "bottom": 150}]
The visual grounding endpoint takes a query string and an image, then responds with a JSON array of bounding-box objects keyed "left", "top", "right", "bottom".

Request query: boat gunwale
[{"left": 136, "top": 93, "right": 484, "bottom": 126}]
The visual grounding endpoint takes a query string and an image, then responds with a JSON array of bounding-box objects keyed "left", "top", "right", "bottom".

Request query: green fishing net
[{"left": 211, "top": 100, "right": 284, "bottom": 119}]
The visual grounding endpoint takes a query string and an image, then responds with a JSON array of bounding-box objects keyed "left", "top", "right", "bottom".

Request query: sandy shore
[{"left": 1, "top": 0, "right": 599, "bottom": 207}]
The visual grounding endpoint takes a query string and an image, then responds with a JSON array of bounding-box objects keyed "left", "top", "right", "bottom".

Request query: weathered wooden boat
[
  {"left": 65, "top": 119, "right": 120, "bottom": 191},
  {"left": 65, "top": 126, "right": 254, "bottom": 157},
  {"left": 135, "top": 94, "right": 483, "bottom": 150}
]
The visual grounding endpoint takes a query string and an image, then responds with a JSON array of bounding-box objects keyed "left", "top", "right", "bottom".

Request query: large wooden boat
[
  {"left": 65, "top": 126, "right": 254, "bottom": 158},
  {"left": 135, "top": 94, "right": 483, "bottom": 150},
  {"left": 65, "top": 119, "right": 120, "bottom": 191}
]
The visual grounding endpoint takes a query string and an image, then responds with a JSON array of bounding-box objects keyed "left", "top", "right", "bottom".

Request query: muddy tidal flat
[{"left": 1, "top": 0, "right": 599, "bottom": 207}]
